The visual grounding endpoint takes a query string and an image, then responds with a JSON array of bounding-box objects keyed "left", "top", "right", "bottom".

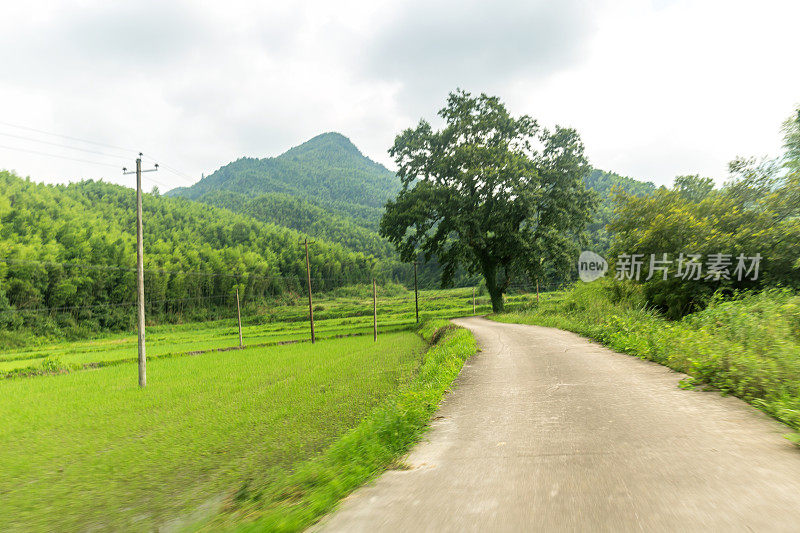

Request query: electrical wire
[
  {"left": 0, "top": 256, "right": 386, "bottom": 284},
  {"left": 0, "top": 131, "right": 134, "bottom": 160},
  {"left": 0, "top": 143, "right": 122, "bottom": 168},
  {"left": 5, "top": 294, "right": 234, "bottom": 314},
  {"left": 0, "top": 120, "right": 199, "bottom": 187},
  {"left": 0, "top": 119, "right": 134, "bottom": 154}
]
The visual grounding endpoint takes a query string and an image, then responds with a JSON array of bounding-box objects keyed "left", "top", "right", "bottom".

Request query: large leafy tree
[{"left": 380, "top": 90, "right": 596, "bottom": 312}]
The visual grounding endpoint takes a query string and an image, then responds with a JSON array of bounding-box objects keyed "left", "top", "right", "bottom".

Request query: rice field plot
[
  {"left": 0, "top": 332, "right": 427, "bottom": 532},
  {"left": 0, "top": 286, "right": 535, "bottom": 376}
]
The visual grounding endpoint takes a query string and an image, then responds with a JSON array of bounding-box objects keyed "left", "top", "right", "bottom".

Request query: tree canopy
[
  {"left": 608, "top": 106, "right": 800, "bottom": 318},
  {"left": 380, "top": 90, "right": 596, "bottom": 311}
]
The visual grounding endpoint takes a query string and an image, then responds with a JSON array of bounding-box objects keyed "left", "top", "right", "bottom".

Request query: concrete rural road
[{"left": 316, "top": 317, "right": 800, "bottom": 532}]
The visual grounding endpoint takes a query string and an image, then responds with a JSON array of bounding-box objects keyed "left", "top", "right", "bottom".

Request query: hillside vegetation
[
  {"left": 198, "top": 190, "right": 395, "bottom": 259},
  {"left": 168, "top": 132, "right": 400, "bottom": 230},
  {"left": 0, "top": 171, "right": 378, "bottom": 340},
  {"left": 1, "top": 129, "right": 661, "bottom": 342},
  {"left": 583, "top": 168, "right": 656, "bottom": 253},
  {"left": 170, "top": 132, "right": 655, "bottom": 279}
]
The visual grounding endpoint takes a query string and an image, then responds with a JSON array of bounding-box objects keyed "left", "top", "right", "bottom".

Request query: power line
[
  {"left": 0, "top": 120, "right": 198, "bottom": 187},
  {"left": 0, "top": 256, "right": 383, "bottom": 284},
  {"left": 141, "top": 155, "right": 197, "bottom": 185},
  {"left": 0, "top": 143, "right": 122, "bottom": 168},
  {"left": 5, "top": 294, "right": 234, "bottom": 314},
  {"left": 0, "top": 131, "right": 134, "bottom": 160},
  {"left": 0, "top": 119, "right": 133, "bottom": 154}
]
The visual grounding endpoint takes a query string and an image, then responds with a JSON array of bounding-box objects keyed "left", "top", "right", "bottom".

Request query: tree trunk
[{"left": 482, "top": 261, "right": 505, "bottom": 313}]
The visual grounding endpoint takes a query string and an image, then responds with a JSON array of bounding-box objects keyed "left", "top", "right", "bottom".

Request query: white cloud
[{"left": 0, "top": 0, "right": 797, "bottom": 189}]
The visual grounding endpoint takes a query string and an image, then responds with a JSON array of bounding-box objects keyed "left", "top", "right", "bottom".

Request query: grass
[
  {"left": 1, "top": 286, "right": 530, "bottom": 377},
  {"left": 205, "top": 319, "right": 476, "bottom": 532},
  {"left": 0, "top": 332, "right": 428, "bottom": 531},
  {"left": 1, "top": 284, "right": 483, "bottom": 531},
  {"left": 491, "top": 281, "right": 800, "bottom": 440}
]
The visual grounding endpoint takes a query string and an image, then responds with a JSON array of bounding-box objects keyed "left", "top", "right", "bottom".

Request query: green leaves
[
  {"left": 609, "top": 155, "right": 800, "bottom": 317},
  {"left": 381, "top": 90, "right": 595, "bottom": 312}
]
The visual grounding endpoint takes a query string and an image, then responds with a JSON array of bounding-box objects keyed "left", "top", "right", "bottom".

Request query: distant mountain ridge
[{"left": 167, "top": 132, "right": 401, "bottom": 229}]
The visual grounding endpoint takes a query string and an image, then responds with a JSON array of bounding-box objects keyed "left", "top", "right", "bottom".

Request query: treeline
[
  {"left": 197, "top": 190, "right": 396, "bottom": 259},
  {"left": 607, "top": 107, "right": 800, "bottom": 317},
  {"left": 0, "top": 172, "right": 383, "bottom": 339},
  {"left": 583, "top": 169, "right": 656, "bottom": 254}
]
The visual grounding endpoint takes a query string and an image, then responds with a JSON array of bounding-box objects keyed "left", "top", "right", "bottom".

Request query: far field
[{"left": 1, "top": 286, "right": 534, "bottom": 377}]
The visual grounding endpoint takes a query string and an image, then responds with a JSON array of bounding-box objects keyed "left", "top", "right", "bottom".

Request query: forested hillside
[
  {"left": 0, "top": 171, "right": 380, "bottom": 338},
  {"left": 198, "top": 190, "right": 396, "bottom": 259},
  {"left": 583, "top": 169, "right": 657, "bottom": 253},
  {"left": 168, "top": 132, "right": 401, "bottom": 230}
]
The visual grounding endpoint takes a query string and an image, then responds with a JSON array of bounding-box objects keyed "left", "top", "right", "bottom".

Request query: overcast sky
[{"left": 0, "top": 0, "right": 798, "bottom": 191}]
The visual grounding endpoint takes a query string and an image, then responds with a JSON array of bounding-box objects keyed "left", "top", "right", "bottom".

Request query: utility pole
[
  {"left": 373, "top": 278, "right": 377, "bottom": 341},
  {"left": 413, "top": 261, "right": 419, "bottom": 323},
  {"left": 123, "top": 154, "right": 158, "bottom": 388},
  {"left": 236, "top": 288, "right": 243, "bottom": 348},
  {"left": 303, "top": 238, "right": 315, "bottom": 343}
]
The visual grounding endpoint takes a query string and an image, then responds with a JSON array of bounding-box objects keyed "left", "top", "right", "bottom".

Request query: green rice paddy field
[
  {"left": 1, "top": 287, "right": 532, "bottom": 376},
  {"left": 0, "top": 287, "right": 533, "bottom": 531}
]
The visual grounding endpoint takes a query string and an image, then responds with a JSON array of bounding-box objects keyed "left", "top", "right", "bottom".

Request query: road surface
[{"left": 317, "top": 317, "right": 800, "bottom": 532}]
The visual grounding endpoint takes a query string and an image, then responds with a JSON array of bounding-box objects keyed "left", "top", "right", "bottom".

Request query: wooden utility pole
[
  {"left": 303, "top": 238, "right": 315, "bottom": 343},
  {"left": 413, "top": 261, "right": 419, "bottom": 323},
  {"left": 473, "top": 287, "right": 476, "bottom": 315},
  {"left": 236, "top": 288, "right": 243, "bottom": 348},
  {"left": 373, "top": 278, "right": 377, "bottom": 341},
  {"left": 123, "top": 154, "right": 158, "bottom": 388}
]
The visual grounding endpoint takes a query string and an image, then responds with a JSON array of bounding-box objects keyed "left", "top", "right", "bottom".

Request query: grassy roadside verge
[
  {"left": 491, "top": 282, "right": 800, "bottom": 442},
  {"left": 203, "top": 319, "right": 476, "bottom": 532}
]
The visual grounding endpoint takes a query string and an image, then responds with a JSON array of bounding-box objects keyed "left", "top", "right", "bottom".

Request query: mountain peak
[{"left": 280, "top": 131, "right": 362, "bottom": 160}]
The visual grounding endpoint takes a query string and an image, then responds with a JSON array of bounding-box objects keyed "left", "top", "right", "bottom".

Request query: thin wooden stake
[
  {"left": 304, "top": 238, "right": 315, "bottom": 344},
  {"left": 373, "top": 278, "right": 377, "bottom": 342},
  {"left": 473, "top": 286, "right": 476, "bottom": 315},
  {"left": 413, "top": 261, "right": 419, "bottom": 323},
  {"left": 236, "top": 288, "right": 243, "bottom": 348}
]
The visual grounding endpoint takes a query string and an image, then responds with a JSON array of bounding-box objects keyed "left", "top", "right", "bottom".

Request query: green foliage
[
  {"left": 492, "top": 282, "right": 800, "bottom": 440},
  {"left": 168, "top": 132, "right": 400, "bottom": 230},
  {"left": 199, "top": 190, "right": 396, "bottom": 259},
  {"left": 0, "top": 171, "right": 379, "bottom": 337},
  {"left": 782, "top": 106, "right": 800, "bottom": 174},
  {"left": 605, "top": 108, "right": 800, "bottom": 318},
  {"left": 609, "top": 168, "right": 800, "bottom": 318},
  {"left": 582, "top": 168, "right": 656, "bottom": 254},
  {"left": 381, "top": 90, "right": 596, "bottom": 312}
]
